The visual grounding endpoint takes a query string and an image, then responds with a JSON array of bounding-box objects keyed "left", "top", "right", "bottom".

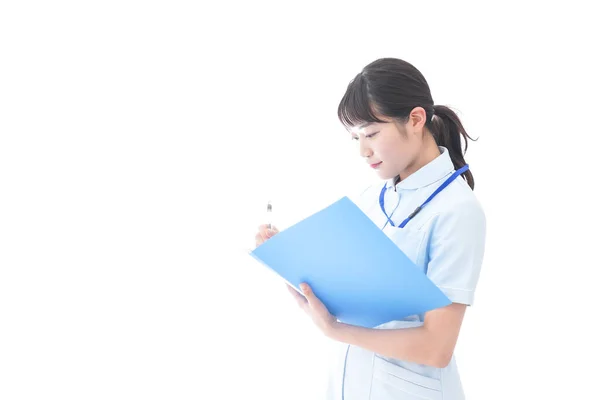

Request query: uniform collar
[{"left": 385, "top": 146, "right": 454, "bottom": 191}]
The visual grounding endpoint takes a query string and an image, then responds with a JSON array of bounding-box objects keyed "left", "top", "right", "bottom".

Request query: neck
[{"left": 398, "top": 137, "right": 440, "bottom": 182}]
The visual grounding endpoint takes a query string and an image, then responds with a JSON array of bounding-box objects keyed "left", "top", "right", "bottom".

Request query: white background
[{"left": 1, "top": 1, "right": 599, "bottom": 399}]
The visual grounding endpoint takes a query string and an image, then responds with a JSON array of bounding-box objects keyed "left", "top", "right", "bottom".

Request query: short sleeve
[{"left": 425, "top": 201, "right": 487, "bottom": 305}]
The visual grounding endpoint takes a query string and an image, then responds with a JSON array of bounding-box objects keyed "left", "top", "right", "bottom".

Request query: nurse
[{"left": 255, "top": 58, "right": 486, "bottom": 400}]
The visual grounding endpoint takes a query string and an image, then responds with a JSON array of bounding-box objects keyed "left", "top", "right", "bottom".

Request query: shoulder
[
  {"left": 436, "top": 177, "right": 484, "bottom": 217},
  {"left": 428, "top": 179, "right": 486, "bottom": 238}
]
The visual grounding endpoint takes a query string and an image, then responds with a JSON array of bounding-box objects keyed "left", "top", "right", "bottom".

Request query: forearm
[{"left": 327, "top": 323, "right": 451, "bottom": 368}]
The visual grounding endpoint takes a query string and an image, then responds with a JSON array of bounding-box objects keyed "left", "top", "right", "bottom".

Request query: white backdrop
[{"left": 1, "top": 1, "right": 599, "bottom": 399}]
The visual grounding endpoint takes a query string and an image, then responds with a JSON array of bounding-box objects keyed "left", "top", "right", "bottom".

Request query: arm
[
  {"left": 326, "top": 302, "right": 466, "bottom": 368},
  {"left": 292, "top": 283, "right": 466, "bottom": 369}
]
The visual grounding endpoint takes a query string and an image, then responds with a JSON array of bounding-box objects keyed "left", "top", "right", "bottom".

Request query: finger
[
  {"left": 258, "top": 230, "right": 269, "bottom": 242},
  {"left": 299, "top": 283, "right": 318, "bottom": 307},
  {"left": 287, "top": 284, "right": 308, "bottom": 309},
  {"left": 258, "top": 224, "right": 279, "bottom": 238},
  {"left": 255, "top": 229, "right": 271, "bottom": 246},
  {"left": 287, "top": 284, "right": 306, "bottom": 303},
  {"left": 254, "top": 232, "right": 265, "bottom": 247},
  {"left": 299, "top": 284, "right": 333, "bottom": 320}
]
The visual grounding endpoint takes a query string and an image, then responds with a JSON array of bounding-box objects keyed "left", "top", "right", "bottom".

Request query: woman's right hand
[{"left": 255, "top": 224, "right": 279, "bottom": 247}]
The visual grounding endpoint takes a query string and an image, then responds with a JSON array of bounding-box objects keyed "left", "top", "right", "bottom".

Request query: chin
[{"left": 376, "top": 170, "right": 395, "bottom": 180}]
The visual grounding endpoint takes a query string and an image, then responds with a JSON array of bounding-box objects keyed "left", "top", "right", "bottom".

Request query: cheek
[
  {"left": 376, "top": 136, "right": 400, "bottom": 157},
  {"left": 390, "top": 136, "right": 418, "bottom": 160},
  {"left": 382, "top": 139, "right": 409, "bottom": 161}
]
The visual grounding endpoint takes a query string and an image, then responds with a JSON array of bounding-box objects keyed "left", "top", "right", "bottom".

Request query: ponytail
[{"left": 429, "top": 105, "right": 476, "bottom": 190}]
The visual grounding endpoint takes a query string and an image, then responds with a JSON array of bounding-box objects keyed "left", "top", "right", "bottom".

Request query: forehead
[{"left": 349, "top": 121, "right": 389, "bottom": 134}]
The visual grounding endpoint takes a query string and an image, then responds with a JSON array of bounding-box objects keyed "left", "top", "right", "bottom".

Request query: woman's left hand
[{"left": 287, "top": 283, "right": 339, "bottom": 336}]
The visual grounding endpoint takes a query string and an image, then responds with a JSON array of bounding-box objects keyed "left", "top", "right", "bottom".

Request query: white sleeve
[{"left": 425, "top": 201, "right": 487, "bottom": 305}]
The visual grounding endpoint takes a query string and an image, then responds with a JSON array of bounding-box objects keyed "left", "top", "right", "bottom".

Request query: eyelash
[{"left": 352, "top": 131, "right": 379, "bottom": 141}]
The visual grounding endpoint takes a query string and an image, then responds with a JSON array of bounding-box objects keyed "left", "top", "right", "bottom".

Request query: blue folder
[{"left": 249, "top": 196, "right": 451, "bottom": 328}]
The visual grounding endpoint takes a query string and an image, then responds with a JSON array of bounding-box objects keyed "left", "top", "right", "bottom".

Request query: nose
[{"left": 359, "top": 137, "right": 373, "bottom": 158}]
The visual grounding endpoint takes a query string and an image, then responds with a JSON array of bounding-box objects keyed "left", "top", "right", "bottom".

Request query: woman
[{"left": 256, "top": 58, "right": 486, "bottom": 400}]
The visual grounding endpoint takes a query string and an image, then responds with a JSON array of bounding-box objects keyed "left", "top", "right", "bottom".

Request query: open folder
[{"left": 248, "top": 196, "right": 451, "bottom": 328}]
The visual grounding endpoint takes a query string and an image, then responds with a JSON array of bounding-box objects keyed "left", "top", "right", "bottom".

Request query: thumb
[{"left": 299, "top": 283, "right": 315, "bottom": 304}]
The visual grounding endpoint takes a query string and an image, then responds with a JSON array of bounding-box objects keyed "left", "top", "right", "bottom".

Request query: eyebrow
[{"left": 358, "top": 122, "right": 373, "bottom": 129}]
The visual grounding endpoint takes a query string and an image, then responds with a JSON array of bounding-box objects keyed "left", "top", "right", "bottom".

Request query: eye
[
  {"left": 366, "top": 131, "right": 379, "bottom": 138},
  {"left": 351, "top": 135, "right": 359, "bottom": 141}
]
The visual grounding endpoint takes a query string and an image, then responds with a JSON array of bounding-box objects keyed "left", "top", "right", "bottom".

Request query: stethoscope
[
  {"left": 340, "top": 163, "right": 469, "bottom": 399},
  {"left": 379, "top": 164, "right": 470, "bottom": 229}
]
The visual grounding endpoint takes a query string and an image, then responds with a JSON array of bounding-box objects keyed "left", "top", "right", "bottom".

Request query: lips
[{"left": 370, "top": 162, "right": 382, "bottom": 169}]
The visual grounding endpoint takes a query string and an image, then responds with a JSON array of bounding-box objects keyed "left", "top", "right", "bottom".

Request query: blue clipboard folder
[{"left": 249, "top": 196, "right": 451, "bottom": 328}]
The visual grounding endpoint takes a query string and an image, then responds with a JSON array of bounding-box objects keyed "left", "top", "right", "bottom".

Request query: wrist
[{"left": 324, "top": 320, "right": 346, "bottom": 341}]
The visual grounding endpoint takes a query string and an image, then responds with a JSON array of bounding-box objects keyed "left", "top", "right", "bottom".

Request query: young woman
[{"left": 256, "top": 58, "right": 486, "bottom": 400}]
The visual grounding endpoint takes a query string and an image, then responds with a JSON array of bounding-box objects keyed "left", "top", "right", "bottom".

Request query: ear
[{"left": 408, "top": 107, "right": 427, "bottom": 133}]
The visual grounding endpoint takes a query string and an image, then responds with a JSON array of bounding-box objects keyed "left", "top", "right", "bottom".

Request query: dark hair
[{"left": 337, "top": 58, "right": 476, "bottom": 189}]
